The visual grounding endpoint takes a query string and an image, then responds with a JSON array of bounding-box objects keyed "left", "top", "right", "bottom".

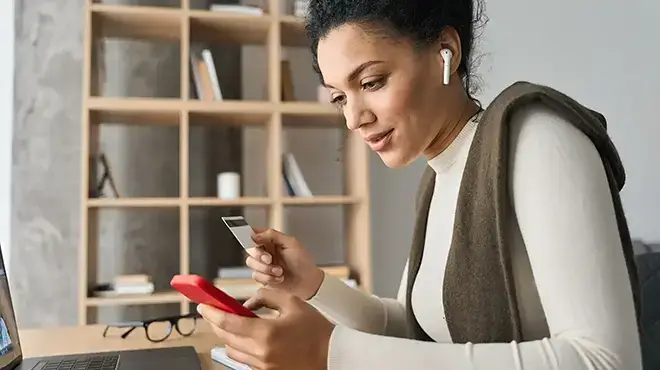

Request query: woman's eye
[
  {"left": 330, "top": 95, "right": 346, "bottom": 105},
  {"left": 362, "top": 79, "right": 383, "bottom": 90}
]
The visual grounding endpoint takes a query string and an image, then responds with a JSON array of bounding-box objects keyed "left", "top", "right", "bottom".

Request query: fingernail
[
  {"left": 196, "top": 304, "right": 203, "bottom": 315},
  {"left": 272, "top": 266, "right": 282, "bottom": 276},
  {"left": 261, "top": 253, "right": 272, "bottom": 264}
]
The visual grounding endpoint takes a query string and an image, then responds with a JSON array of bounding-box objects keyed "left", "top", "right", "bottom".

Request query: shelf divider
[{"left": 267, "top": 0, "right": 283, "bottom": 230}]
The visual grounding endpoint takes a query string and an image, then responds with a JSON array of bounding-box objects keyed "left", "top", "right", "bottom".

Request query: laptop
[{"left": 0, "top": 244, "right": 203, "bottom": 370}]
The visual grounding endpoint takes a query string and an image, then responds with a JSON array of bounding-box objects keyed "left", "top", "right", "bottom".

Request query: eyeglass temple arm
[
  {"left": 102, "top": 322, "right": 142, "bottom": 338},
  {"left": 121, "top": 326, "right": 138, "bottom": 339}
]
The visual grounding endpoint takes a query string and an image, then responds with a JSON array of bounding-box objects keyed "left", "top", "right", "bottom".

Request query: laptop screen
[{"left": 0, "top": 248, "right": 21, "bottom": 369}]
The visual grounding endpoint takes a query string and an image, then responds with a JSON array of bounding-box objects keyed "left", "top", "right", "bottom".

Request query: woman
[{"left": 197, "top": 0, "right": 643, "bottom": 368}]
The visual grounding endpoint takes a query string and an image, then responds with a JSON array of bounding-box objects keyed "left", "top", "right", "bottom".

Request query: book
[
  {"left": 209, "top": 4, "right": 264, "bottom": 15},
  {"left": 190, "top": 48, "right": 223, "bottom": 101},
  {"left": 202, "top": 49, "right": 223, "bottom": 101},
  {"left": 282, "top": 153, "right": 312, "bottom": 196}
]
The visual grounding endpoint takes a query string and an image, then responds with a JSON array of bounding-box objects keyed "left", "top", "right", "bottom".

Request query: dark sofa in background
[{"left": 633, "top": 240, "right": 660, "bottom": 370}]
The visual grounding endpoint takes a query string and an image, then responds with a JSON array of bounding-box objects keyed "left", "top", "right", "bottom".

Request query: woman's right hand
[{"left": 245, "top": 228, "right": 325, "bottom": 301}]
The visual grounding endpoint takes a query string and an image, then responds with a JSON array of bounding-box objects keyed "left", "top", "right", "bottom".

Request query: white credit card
[
  {"left": 221, "top": 216, "right": 255, "bottom": 250},
  {"left": 211, "top": 347, "right": 251, "bottom": 370}
]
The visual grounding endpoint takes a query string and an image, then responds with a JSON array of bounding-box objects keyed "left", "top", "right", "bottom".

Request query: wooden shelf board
[
  {"left": 87, "top": 99, "right": 343, "bottom": 127},
  {"left": 188, "top": 100, "right": 273, "bottom": 126},
  {"left": 280, "top": 102, "right": 344, "bottom": 127},
  {"left": 91, "top": 4, "right": 182, "bottom": 42},
  {"left": 88, "top": 97, "right": 181, "bottom": 126},
  {"left": 190, "top": 11, "right": 271, "bottom": 45},
  {"left": 282, "top": 196, "right": 359, "bottom": 205},
  {"left": 188, "top": 197, "right": 271, "bottom": 206},
  {"left": 280, "top": 16, "right": 308, "bottom": 47},
  {"left": 88, "top": 98, "right": 278, "bottom": 126},
  {"left": 87, "top": 198, "right": 181, "bottom": 208},
  {"left": 86, "top": 291, "right": 183, "bottom": 306}
]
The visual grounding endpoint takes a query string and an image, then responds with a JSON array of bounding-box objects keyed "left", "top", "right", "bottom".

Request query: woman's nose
[{"left": 345, "top": 102, "right": 376, "bottom": 131}]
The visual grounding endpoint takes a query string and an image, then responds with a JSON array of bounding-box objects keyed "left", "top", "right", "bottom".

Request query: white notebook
[{"left": 211, "top": 347, "right": 251, "bottom": 370}]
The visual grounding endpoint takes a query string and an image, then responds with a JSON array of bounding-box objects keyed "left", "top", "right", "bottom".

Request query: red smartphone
[{"left": 170, "top": 274, "right": 258, "bottom": 318}]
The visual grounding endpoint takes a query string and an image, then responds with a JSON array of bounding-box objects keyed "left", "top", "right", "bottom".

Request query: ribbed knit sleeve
[
  {"left": 306, "top": 104, "right": 642, "bottom": 370},
  {"left": 307, "top": 263, "right": 410, "bottom": 339}
]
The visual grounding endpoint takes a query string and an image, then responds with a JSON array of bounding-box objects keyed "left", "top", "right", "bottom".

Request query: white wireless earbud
[{"left": 440, "top": 49, "right": 453, "bottom": 85}]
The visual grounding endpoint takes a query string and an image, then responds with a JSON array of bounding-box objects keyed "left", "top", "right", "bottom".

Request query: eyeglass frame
[{"left": 102, "top": 312, "right": 201, "bottom": 343}]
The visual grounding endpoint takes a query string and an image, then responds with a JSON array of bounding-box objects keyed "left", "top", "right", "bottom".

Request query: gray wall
[
  {"left": 0, "top": 0, "right": 13, "bottom": 277},
  {"left": 475, "top": 0, "right": 659, "bottom": 243},
  {"left": 12, "top": 0, "right": 243, "bottom": 327},
  {"left": 371, "top": 0, "right": 660, "bottom": 297},
  {"left": 12, "top": 0, "right": 86, "bottom": 327}
]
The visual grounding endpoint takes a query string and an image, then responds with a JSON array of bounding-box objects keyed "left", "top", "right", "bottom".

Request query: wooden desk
[{"left": 18, "top": 321, "right": 229, "bottom": 369}]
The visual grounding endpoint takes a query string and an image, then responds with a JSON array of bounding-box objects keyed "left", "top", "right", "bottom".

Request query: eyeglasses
[{"left": 102, "top": 313, "right": 200, "bottom": 343}]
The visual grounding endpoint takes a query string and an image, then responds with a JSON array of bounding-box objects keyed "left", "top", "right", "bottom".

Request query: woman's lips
[{"left": 365, "top": 129, "right": 394, "bottom": 151}]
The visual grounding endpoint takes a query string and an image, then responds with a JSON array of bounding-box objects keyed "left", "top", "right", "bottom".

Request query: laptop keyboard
[{"left": 31, "top": 355, "right": 119, "bottom": 370}]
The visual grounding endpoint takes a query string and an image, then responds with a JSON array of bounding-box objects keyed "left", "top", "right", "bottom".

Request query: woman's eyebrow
[{"left": 323, "top": 60, "right": 385, "bottom": 89}]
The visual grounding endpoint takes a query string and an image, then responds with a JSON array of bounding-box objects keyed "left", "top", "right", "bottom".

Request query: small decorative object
[
  {"left": 217, "top": 172, "right": 241, "bottom": 199},
  {"left": 89, "top": 152, "right": 120, "bottom": 198},
  {"left": 293, "top": 0, "right": 309, "bottom": 17}
]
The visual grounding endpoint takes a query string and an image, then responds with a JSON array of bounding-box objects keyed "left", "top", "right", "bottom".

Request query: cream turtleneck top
[{"left": 307, "top": 104, "right": 642, "bottom": 369}]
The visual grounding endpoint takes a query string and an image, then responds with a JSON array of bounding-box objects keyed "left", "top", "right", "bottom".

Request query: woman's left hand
[{"left": 197, "top": 287, "right": 335, "bottom": 370}]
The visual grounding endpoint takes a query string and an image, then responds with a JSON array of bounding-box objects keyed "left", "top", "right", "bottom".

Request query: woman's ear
[
  {"left": 437, "top": 27, "right": 462, "bottom": 79},
  {"left": 440, "top": 49, "right": 453, "bottom": 85}
]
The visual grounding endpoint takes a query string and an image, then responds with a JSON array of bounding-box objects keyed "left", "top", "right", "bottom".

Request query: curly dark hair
[{"left": 305, "top": 0, "right": 487, "bottom": 99}]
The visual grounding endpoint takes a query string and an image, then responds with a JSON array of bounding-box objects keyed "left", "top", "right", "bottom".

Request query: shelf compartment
[
  {"left": 280, "top": 16, "right": 308, "bottom": 47},
  {"left": 280, "top": 102, "right": 344, "bottom": 127},
  {"left": 282, "top": 204, "right": 347, "bottom": 267},
  {"left": 86, "top": 291, "right": 183, "bottom": 306},
  {"left": 88, "top": 97, "right": 181, "bottom": 126},
  {"left": 189, "top": 10, "right": 272, "bottom": 45},
  {"left": 87, "top": 198, "right": 181, "bottom": 208},
  {"left": 282, "top": 196, "right": 359, "bottom": 206},
  {"left": 188, "top": 100, "right": 273, "bottom": 126},
  {"left": 188, "top": 197, "right": 271, "bottom": 206},
  {"left": 90, "top": 4, "right": 182, "bottom": 41}
]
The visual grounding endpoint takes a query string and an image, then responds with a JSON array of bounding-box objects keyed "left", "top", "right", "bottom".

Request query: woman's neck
[{"left": 424, "top": 98, "right": 481, "bottom": 160}]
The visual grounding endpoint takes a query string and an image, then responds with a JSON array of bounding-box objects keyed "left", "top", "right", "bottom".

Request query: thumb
[
  {"left": 244, "top": 287, "right": 293, "bottom": 313},
  {"left": 242, "top": 295, "right": 263, "bottom": 311},
  {"left": 251, "top": 226, "right": 267, "bottom": 234},
  {"left": 252, "top": 228, "right": 296, "bottom": 249}
]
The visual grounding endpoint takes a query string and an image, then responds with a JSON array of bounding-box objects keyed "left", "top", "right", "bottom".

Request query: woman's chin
[{"left": 378, "top": 150, "right": 412, "bottom": 169}]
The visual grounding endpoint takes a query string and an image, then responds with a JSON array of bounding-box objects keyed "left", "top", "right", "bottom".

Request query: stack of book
[
  {"left": 91, "top": 274, "right": 154, "bottom": 298},
  {"left": 112, "top": 274, "right": 154, "bottom": 295}
]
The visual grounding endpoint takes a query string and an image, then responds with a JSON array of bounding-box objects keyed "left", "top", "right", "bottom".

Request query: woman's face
[{"left": 317, "top": 23, "right": 462, "bottom": 168}]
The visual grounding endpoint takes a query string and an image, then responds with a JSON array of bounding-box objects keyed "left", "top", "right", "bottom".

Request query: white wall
[
  {"left": 370, "top": 0, "right": 660, "bottom": 296},
  {"left": 476, "top": 0, "right": 660, "bottom": 240},
  {"left": 0, "top": 0, "right": 14, "bottom": 275}
]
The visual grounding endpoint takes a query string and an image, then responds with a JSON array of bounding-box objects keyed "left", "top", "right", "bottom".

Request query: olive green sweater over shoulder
[{"left": 404, "top": 81, "right": 641, "bottom": 343}]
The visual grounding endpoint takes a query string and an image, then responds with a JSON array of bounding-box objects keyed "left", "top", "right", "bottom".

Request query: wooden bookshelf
[{"left": 79, "top": 0, "right": 372, "bottom": 325}]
